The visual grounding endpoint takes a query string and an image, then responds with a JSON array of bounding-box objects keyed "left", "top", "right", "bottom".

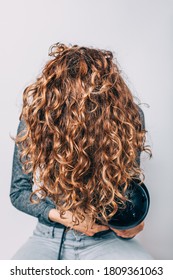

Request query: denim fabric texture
[{"left": 12, "top": 222, "right": 153, "bottom": 260}]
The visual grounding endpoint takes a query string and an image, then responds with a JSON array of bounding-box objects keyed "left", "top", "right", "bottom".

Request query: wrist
[
  {"left": 48, "top": 208, "right": 73, "bottom": 227},
  {"left": 48, "top": 208, "right": 59, "bottom": 222}
]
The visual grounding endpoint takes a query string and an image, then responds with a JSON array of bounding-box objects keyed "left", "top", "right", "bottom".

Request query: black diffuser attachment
[{"left": 108, "top": 180, "right": 150, "bottom": 230}]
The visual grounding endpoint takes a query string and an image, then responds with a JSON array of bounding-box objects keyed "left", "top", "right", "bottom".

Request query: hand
[
  {"left": 110, "top": 221, "right": 144, "bottom": 238},
  {"left": 48, "top": 208, "right": 109, "bottom": 236}
]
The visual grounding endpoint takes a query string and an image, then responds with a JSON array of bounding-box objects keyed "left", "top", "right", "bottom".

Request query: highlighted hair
[{"left": 16, "top": 43, "right": 151, "bottom": 224}]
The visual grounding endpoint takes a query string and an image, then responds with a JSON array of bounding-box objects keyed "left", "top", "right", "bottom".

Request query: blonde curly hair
[{"left": 15, "top": 43, "right": 151, "bottom": 225}]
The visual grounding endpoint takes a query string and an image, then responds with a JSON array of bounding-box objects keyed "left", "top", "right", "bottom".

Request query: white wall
[{"left": 0, "top": 0, "right": 172, "bottom": 259}]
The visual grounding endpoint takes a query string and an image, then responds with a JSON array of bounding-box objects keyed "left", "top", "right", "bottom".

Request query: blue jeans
[{"left": 12, "top": 222, "right": 153, "bottom": 260}]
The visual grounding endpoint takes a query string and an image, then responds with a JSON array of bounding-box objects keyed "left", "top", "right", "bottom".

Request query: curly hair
[{"left": 15, "top": 43, "right": 151, "bottom": 225}]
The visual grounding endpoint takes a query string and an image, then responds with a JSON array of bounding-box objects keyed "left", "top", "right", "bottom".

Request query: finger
[
  {"left": 99, "top": 225, "right": 109, "bottom": 231},
  {"left": 119, "top": 235, "right": 135, "bottom": 239},
  {"left": 139, "top": 222, "right": 144, "bottom": 230},
  {"left": 92, "top": 223, "right": 109, "bottom": 230},
  {"left": 93, "top": 226, "right": 109, "bottom": 234},
  {"left": 114, "top": 231, "right": 135, "bottom": 238},
  {"left": 111, "top": 228, "right": 126, "bottom": 234}
]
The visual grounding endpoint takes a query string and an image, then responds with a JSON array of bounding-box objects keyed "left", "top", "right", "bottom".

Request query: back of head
[{"left": 16, "top": 43, "right": 150, "bottom": 224}]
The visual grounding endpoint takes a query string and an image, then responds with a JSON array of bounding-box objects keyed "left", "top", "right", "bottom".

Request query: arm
[
  {"left": 111, "top": 222, "right": 144, "bottom": 238},
  {"left": 48, "top": 209, "right": 109, "bottom": 236},
  {"left": 10, "top": 120, "right": 56, "bottom": 225},
  {"left": 10, "top": 120, "right": 109, "bottom": 234}
]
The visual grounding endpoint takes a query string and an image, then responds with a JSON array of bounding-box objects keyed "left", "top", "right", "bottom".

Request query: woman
[{"left": 10, "top": 43, "right": 152, "bottom": 260}]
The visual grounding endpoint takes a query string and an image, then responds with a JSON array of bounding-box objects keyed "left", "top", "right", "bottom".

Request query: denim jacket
[
  {"left": 9, "top": 120, "right": 62, "bottom": 227},
  {"left": 10, "top": 107, "right": 145, "bottom": 227}
]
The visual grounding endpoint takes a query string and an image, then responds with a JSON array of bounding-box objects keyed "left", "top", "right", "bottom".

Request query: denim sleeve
[
  {"left": 136, "top": 106, "right": 145, "bottom": 166},
  {"left": 10, "top": 120, "right": 56, "bottom": 225},
  {"left": 138, "top": 106, "right": 145, "bottom": 130}
]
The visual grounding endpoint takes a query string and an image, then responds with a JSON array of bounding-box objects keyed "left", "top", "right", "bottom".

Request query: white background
[{"left": 0, "top": 0, "right": 172, "bottom": 260}]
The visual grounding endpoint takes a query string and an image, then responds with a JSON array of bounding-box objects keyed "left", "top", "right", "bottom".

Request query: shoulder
[
  {"left": 136, "top": 105, "right": 145, "bottom": 130},
  {"left": 17, "top": 118, "right": 26, "bottom": 133}
]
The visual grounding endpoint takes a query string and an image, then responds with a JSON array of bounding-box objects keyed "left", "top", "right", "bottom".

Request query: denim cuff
[{"left": 42, "top": 204, "right": 56, "bottom": 224}]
